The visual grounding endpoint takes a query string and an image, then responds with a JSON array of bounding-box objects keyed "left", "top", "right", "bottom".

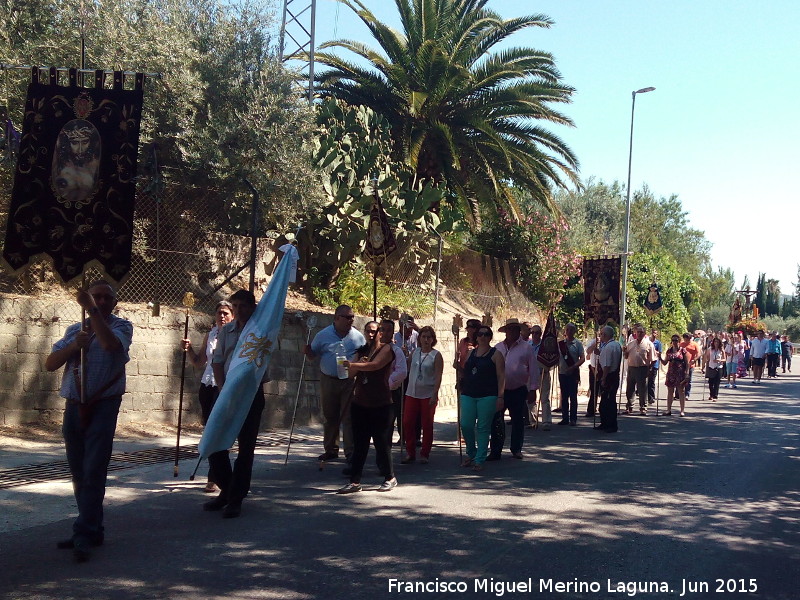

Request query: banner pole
[
  {"left": 80, "top": 274, "right": 87, "bottom": 405},
  {"left": 244, "top": 179, "right": 259, "bottom": 294}
]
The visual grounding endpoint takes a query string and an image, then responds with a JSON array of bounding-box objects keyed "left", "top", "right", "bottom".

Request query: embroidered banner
[
  {"left": 2, "top": 67, "right": 145, "bottom": 284},
  {"left": 644, "top": 281, "right": 663, "bottom": 315},
  {"left": 582, "top": 257, "right": 621, "bottom": 327},
  {"left": 537, "top": 311, "right": 560, "bottom": 368},
  {"left": 363, "top": 188, "right": 397, "bottom": 265}
]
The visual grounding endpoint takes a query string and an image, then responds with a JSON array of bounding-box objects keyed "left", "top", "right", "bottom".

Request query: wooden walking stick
[{"left": 174, "top": 292, "right": 195, "bottom": 477}]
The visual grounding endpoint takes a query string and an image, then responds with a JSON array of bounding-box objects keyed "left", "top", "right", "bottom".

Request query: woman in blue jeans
[{"left": 459, "top": 326, "right": 505, "bottom": 471}]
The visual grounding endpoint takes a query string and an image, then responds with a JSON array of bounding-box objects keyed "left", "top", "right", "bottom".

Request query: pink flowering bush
[{"left": 474, "top": 208, "right": 582, "bottom": 310}]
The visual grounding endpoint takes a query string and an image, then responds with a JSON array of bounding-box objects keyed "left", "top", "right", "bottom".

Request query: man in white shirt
[
  {"left": 623, "top": 324, "right": 658, "bottom": 415},
  {"left": 596, "top": 326, "right": 622, "bottom": 433},
  {"left": 749, "top": 330, "right": 769, "bottom": 384}
]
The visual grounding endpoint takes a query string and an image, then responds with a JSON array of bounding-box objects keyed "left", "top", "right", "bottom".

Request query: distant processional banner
[
  {"left": 363, "top": 189, "right": 397, "bottom": 266},
  {"left": 582, "top": 257, "right": 622, "bottom": 328},
  {"left": 2, "top": 67, "right": 145, "bottom": 284}
]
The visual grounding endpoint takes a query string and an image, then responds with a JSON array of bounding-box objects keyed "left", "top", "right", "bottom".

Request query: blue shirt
[
  {"left": 652, "top": 338, "right": 663, "bottom": 368},
  {"left": 52, "top": 314, "right": 133, "bottom": 401},
  {"left": 767, "top": 338, "right": 782, "bottom": 354},
  {"left": 310, "top": 325, "right": 366, "bottom": 377}
]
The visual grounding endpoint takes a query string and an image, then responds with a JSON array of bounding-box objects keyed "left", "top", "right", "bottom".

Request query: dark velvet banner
[
  {"left": 2, "top": 67, "right": 144, "bottom": 284},
  {"left": 537, "top": 311, "right": 560, "bottom": 369},
  {"left": 363, "top": 190, "right": 397, "bottom": 266},
  {"left": 582, "top": 257, "right": 622, "bottom": 328}
]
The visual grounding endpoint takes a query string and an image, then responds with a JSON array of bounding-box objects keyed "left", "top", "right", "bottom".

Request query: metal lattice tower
[{"left": 279, "top": 0, "right": 317, "bottom": 102}]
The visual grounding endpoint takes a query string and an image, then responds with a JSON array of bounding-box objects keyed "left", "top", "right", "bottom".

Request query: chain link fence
[{"left": 0, "top": 177, "right": 276, "bottom": 324}]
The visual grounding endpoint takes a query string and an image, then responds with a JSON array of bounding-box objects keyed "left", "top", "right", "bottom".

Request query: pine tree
[{"left": 755, "top": 273, "right": 767, "bottom": 316}]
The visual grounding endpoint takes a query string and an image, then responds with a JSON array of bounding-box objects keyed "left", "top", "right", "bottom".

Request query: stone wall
[{"left": 0, "top": 294, "right": 460, "bottom": 428}]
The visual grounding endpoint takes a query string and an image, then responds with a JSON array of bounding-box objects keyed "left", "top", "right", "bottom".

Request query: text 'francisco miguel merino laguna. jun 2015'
[{"left": 387, "top": 577, "right": 759, "bottom": 597}]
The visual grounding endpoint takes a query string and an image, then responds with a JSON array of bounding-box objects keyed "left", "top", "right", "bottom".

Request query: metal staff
[
  {"left": 701, "top": 361, "right": 707, "bottom": 402},
  {"left": 590, "top": 325, "right": 601, "bottom": 429},
  {"left": 452, "top": 314, "right": 463, "bottom": 462},
  {"left": 285, "top": 313, "right": 317, "bottom": 465},
  {"left": 80, "top": 275, "right": 87, "bottom": 406},
  {"left": 397, "top": 314, "right": 409, "bottom": 462},
  {"left": 174, "top": 292, "right": 195, "bottom": 477},
  {"left": 617, "top": 360, "right": 626, "bottom": 415},
  {"left": 656, "top": 361, "right": 662, "bottom": 416}
]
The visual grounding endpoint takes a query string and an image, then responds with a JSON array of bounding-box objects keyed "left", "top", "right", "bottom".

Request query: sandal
[
  {"left": 662, "top": 411, "right": 672, "bottom": 416},
  {"left": 461, "top": 458, "right": 474, "bottom": 467},
  {"left": 471, "top": 463, "right": 484, "bottom": 471}
]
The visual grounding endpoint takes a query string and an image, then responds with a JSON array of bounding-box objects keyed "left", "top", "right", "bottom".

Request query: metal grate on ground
[{"left": 0, "top": 432, "right": 317, "bottom": 490}]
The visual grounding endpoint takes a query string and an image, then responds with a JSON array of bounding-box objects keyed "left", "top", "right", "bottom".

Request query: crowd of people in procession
[{"left": 45, "top": 282, "right": 797, "bottom": 561}]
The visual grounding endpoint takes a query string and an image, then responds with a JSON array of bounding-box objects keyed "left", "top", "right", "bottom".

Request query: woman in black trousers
[{"left": 338, "top": 319, "right": 397, "bottom": 494}]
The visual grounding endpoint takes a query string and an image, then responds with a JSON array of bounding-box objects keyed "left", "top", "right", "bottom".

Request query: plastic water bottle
[{"left": 334, "top": 341, "right": 348, "bottom": 379}]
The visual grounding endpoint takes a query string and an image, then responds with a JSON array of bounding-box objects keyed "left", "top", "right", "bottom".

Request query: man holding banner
[
  {"left": 203, "top": 290, "right": 267, "bottom": 519},
  {"left": 46, "top": 280, "right": 133, "bottom": 562}
]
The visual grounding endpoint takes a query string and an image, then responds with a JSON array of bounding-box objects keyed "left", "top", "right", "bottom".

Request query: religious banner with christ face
[
  {"left": 582, "top": 257, "right": 622, "bottom": 327},
  {"left": 2, "top": 67, "right": 145, "bottom": 284}
]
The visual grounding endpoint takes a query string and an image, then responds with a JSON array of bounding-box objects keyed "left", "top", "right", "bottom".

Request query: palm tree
[{"left": 314, "top": 0, "right": 580, "bottom": 225}]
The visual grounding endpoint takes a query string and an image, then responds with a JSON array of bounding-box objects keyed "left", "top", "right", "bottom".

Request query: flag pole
[{"left": 80, "top": 274, "right": 87, "bottom": 405}]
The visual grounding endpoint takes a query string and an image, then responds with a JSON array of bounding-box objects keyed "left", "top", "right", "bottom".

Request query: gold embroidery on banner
[{"left": 239, "top": 332, "right": 273, "bottom": 368}]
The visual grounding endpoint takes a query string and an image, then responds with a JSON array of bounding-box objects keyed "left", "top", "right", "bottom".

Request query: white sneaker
[{"left": 378, "top": 477, "right": 397, "bottom": 492}]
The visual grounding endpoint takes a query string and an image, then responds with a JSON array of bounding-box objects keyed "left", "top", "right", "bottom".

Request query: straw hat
[{"left": 498, "top": 318, "right": 522, "bottom": 332}]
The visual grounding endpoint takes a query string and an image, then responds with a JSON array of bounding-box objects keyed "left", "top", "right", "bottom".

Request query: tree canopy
[
  {"left": 314, "top": 0, "right": 580, "bottom": 226},
  {"left": 0, "top": 0, "right": 322, "bottom": 233}
]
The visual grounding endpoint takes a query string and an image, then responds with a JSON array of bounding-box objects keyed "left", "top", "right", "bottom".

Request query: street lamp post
[{"left": 619, "top": 86, "right": 655, "bottom": 340}]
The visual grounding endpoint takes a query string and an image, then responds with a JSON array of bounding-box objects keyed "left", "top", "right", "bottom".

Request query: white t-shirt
[{"left": 599, "top": 340, "right": 622, "bottom": 373}]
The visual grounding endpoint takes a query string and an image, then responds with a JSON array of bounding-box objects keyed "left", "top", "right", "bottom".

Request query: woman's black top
[{"left": 461, "top": 347, "right": 498, "bottom": 398}]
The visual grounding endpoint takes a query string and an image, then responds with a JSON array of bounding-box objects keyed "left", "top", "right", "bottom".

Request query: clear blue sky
[{"left": 296, "top": 0, "right": 798, "bottom": 295}]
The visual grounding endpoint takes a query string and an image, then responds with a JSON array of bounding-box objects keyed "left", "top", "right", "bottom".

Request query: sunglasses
[
  {"left": 337, "top": 314, "right": 355, "bottom": 320},
  {"left": 476, "top": 331, "right": 491, "bottom": 337}
]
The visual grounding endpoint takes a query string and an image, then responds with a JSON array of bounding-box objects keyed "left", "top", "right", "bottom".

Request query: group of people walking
[{"left": 46, "top": 280, "right": 796, "bottom": 561}]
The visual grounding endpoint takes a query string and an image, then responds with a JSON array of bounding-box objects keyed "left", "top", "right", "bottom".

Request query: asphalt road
[{"left": 1, "top": 372, "right": 798, "bottom": 600}]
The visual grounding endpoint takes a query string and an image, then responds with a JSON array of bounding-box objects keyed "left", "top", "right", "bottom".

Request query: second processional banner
[{"left": 582, "top": 256, "right": 622, "bottom": 328}]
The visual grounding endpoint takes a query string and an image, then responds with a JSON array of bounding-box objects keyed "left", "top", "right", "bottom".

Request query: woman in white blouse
[
  {"left": 705, "top": 337, "right": 727, "bottom": 402},
  {"left": 402, "top": 326, "right": 444, "bottom": 464}
]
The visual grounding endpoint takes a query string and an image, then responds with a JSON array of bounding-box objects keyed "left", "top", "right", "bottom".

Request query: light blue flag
[{"left": 198, "top": 245, "right": 299, "bottom": 459}]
